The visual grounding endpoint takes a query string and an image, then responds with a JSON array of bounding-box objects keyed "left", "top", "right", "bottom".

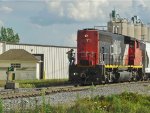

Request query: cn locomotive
[{"left": 69, "top": 28, "right": 149, "bottom": 85}]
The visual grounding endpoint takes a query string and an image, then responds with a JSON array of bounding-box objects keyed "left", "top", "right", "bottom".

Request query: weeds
[
  {"left": 0, "top": 97, "right": 3, "bottom": 113},
  {"left": 2, "top": 92, "right": 150, "bottom": 113},
  {"left": 41, "top": 88, "right": 46, "bottom": 113}
]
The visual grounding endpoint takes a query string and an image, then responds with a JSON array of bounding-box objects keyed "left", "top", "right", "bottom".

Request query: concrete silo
[
  {"left": 107, "top": 10, "right": 128, "bottom": 35},
  {"left": 141, "top": 24, "right": 148, "bottom": 41},
  {"left": 127, "top": 22, "right": 134, "bottom": 37},
  {"left": 134, "top": 23, "right": 142, "bottom": 40},
  {"left": 107, "top": 19, "right": 128, "bottom": 35},
  {"left": 118, "top": 19, "right": 128, "bottom": 36},
  {"left": 147, "top": 26, "right": 150, "bottom": 42},
  {"left": 107, "top": 21, "right": 114, "bottom": 33}
]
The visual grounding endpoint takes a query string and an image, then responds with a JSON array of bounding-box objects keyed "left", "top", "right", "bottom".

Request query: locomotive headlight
[{"left": 73, "top": 72, "right": 78, "bottom": 75}]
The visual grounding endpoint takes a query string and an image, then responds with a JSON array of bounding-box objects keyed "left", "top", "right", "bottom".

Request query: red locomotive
[{"left": 69, "top": 28, "right": 145, "bottom": 85}]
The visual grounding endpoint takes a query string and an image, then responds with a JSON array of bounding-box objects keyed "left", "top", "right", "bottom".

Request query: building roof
[
  {"left": 0, "top": 41, "right": 76, "bottom": 49},
  {"left": 0, "top": 49, "right": 39, "bottom": 62}
]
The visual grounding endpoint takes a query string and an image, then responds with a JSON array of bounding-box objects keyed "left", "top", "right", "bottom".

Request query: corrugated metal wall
[{"left": 0, "top": 42, "right": 76, "bottom": 79}]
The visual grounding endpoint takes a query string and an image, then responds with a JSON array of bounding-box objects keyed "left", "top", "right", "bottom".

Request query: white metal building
[{"left": 0, "top": 42, "right": 76, "bottom": 80}]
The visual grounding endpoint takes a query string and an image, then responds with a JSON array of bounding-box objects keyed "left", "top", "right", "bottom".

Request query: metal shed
[
  {"left": 0, "top": 42, "right": 76, "bottom": 80},
  {"left": 0, "top": 49, "right": 40, "bottom": 80}
]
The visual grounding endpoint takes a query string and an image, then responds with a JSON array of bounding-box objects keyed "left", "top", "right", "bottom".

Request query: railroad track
[
  {"left": 0, "top": 81, "right": 149, "bottom": 100},
  {"left": 0, "top": 86, "right": 90, "bottom": 99}
]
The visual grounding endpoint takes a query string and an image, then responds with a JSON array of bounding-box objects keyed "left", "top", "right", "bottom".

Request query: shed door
[{"left": 33, "top": 54, "right": 44, "bottom": 79}]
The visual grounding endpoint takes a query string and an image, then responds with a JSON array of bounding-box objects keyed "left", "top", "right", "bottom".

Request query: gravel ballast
[{"left": 2, "top": 82, "right": 150, "bottom": 111}]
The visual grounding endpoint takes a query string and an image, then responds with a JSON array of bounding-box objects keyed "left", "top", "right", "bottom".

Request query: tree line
[{"left": 0, "top": 27, "right": 20, "bottom": 43}]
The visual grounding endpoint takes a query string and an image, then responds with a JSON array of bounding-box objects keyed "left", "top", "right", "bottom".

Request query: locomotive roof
[
  {"left": 98, "top": 30, "right": 145, "bottom": 49},
  {"left": 81, "top": 28, "right": 137, "bottom": 41},
  {"left": 99, "top": 30, "right": 135, "bottom": 41}
]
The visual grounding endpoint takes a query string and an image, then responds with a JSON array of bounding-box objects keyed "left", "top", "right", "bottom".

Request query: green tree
[{"left": 0, "top": 26, "right": 20, "bottom": 43}]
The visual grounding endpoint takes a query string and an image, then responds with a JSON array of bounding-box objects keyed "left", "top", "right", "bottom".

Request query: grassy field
[
  {"left": 1, "top": 92, "right": 150, "bottom": 113},
  {"left": 0, "top": 79, "right": 68, "bottom": 88}
]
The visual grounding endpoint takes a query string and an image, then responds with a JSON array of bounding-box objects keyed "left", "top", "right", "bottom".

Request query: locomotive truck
[{"left": 69, "top": 28, "right": 149, "bottom": 85}]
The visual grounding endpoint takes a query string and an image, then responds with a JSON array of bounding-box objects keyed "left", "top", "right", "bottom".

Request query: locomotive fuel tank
[{"left": 112, "top": 71, "right": 131, "bottom": 82}]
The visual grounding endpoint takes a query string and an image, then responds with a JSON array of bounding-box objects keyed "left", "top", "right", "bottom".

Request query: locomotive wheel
[{"left": 100, "top": 75, "right": 110, "bottom": 84}]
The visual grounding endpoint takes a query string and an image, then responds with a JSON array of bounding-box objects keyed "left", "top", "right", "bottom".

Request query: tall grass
[
  {"left": 0, "top": 97, "right": 3, "bottom": 113},
  {"left": 3, "top": 92, "right": 150, "bottom": 113},
  {"left": 41, "top": 88, "right": 46, "bottom": 113}
]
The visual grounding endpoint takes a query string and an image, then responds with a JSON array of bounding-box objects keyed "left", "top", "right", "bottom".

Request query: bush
[
  {"left": 17, "top": 79, "right": 68, "bottom": 88},
  {"left": 119, "top": 92, "right": 142, "bottom": 103},
  {"left": 19, "top": 83, "right": 35, "bottom": 88}
]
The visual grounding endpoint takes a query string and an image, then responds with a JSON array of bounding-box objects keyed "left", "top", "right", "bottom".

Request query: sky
[{"left": 0, "top": 0, "right": 150, "bottom": 47}]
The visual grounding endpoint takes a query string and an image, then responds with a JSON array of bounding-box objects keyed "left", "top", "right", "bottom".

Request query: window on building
[{"left": 11, "top": 63, "right": 21, "bottom": 68}]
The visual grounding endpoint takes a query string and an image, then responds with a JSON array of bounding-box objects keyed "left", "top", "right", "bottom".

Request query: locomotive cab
[
  {"left": 77, "top": 29, "right": 99, "bottom": 66},
  {"left": 69, "top": 29, "right": 105, "bottom": 85}
]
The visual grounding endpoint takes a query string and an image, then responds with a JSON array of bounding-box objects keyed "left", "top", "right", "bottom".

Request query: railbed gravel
[{"left": 2, "top": 82, "right": 150, "bottom": 111}]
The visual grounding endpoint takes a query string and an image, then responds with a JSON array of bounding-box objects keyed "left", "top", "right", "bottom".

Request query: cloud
[
  {"left": 46, "top": 0, "right": 109, "bottom": 21},
  {"left": 0, "top": 6, "right": 13, "bottom": 13},
  {"left": 129, "top": 0, "right": 150, "bottom": 23},
  {"left": 132, "top": 0, "right": 146, "bottom": 8},
  {"left": 45, "top": 0, "right": 63, "bottom": 16},
  {"left": 66, "top": 33, "right": 77, "bottom": 46},
  {"left": 31, "top": 0, "right": 150, "bottom": 26},
  {"left": 30, "top": 10, "right": 78, "bottom": 26},
  {"left": 31, "top": 0, "right": 109, "bottom": 26},
  {"left": 67, "top": 0, "right": 109, "bottom": 21}
]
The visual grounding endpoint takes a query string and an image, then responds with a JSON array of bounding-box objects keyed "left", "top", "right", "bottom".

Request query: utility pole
[{"left": 5, "top": 66, "right": 19, "bottom": 89}]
